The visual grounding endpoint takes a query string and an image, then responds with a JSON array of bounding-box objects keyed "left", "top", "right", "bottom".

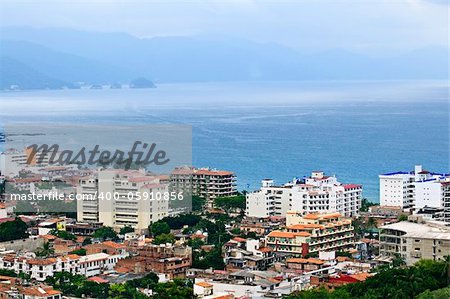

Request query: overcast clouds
[{"left": 0, "top": 0, "right": 448, "bottom": 54}]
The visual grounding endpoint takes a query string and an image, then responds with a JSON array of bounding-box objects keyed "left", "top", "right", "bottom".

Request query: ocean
[{"left": 0, "top": 80, "right": 448, "bottom": 202}]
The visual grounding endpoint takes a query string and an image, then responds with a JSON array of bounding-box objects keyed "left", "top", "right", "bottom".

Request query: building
[
  {"left": 77, "top": 169, "right": 169, "bottom": 233},
  {"left": 285, "top": 258, "right": 325, "bottom": 272},
  {"left": 246, "top": 171, "right": 362, "bottom": 218},
  {"left": 116, "top": 243, "right": 192, "bottom": 279},
  {"left": 223, "top": 238, "right": 274, "bottom": 270},
  {"left": 379, "top": 218, "right": 450, "bottom": 265},
  {"left": 170, "top": 166, "right": 237, "bottom": 207},
  {"left": 0, "top": 252, "right": 124, "bottom": 281},
  {"left": 0, "top": 149, "right": 28, "bottom": 177},
  {"left": 310, "top": 273, "right": 371, "bottom": 290},
  {"left": 239, "top": 217, "right": 282, "bottom": 236},
  {"left": 0, "top": 276, "right": 61, "bottom": 299},
  {"left": 379, "top": 165, "right": 449, "bottom": 209},
  {"left": 414, "top": 180, "right": 450, "bottom": 222},
  {"left": 266, "top": 212, "right": 355, "bottom": 256}
]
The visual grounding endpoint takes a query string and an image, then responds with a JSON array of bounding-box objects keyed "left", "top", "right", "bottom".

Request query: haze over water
[{"left": 1, "top": 80, "right": 448, "bottom": 201}]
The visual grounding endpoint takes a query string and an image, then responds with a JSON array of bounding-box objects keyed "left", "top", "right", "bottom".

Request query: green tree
[
  {"left": 398, "top": 214, "right": 408, "bottom": 221},
  {"left": 192, "top": 195, "right": 206, "bottom": 212},
  {"left": 0, "top": 218, "right": 28, "bottom": 241},
  {"left": 50, "top": 229, "right": 76, "bottom": 241},
  {"left": 417, "top": 287, "right": 450, "bottom": 299},
  {"left": 150, "top": 221, "right": 170, "bottom": 237},
  {"left": 35, "top": 241, "right": 55, "bottom": 257},
  {"left": 126, "top": 272, "right": 159, "bottom": 289},
  {"left": 93, "top": 226, "right": 118, "bottom": 240},
  {"left": 69, "top": 248, "right": 87, "bottom": 256},
  {"left": 119, "top": 226, "right": 134, "bottom": 235},
  {"left": 187, "top": 238, "right": 205, "bottom": 250},
  {"left": 0, "top": 269, "right": 17, "bottom": 277},
  {"left": 153, "top": 279, "right": 194, "bottom": 299},
  {"left": 160, "top": 214, "right": 201, "bottom": 230},
  {"left": 153, "top": 233, "right": 175, "bottom": 245},
  {"left": 192, "top": 247, "right": 225, "bottom": 270},
  {"left": 214, "top": 195, "right": 245, "bottom": 213},
  {"left": 109, "top": 284, "right": 127, "bottom": 299},
  {"left": 287, "top": 258, "right": 449, "bottom": 299},
  {"left": 359, "top": 198, "right": 376, "bottom": 212},
  {"left": 82, "top": 237, "right": 92, "bottom": 246}
]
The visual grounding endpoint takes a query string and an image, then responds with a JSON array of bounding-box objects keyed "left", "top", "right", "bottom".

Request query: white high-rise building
[
  {"left": 77, "top": 169, "right": 169, "bottom": 233},
  {"left": 246, "top": 171, "right": 362, "bottom": 218},
  {"left": 0, "top": 149, "right": 28, "bottom": 177},
  {"left": 379, "top": 165, "right": 449, "bottom": 210}
]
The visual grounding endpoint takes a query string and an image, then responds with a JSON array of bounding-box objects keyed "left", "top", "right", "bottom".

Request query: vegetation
[
  {"left": 398, "top": 214, "right": 409, "bottom": 221},
  {"left": 119, "top": 226, "right": 135, "bottom": 235},
  {"left": 46, "top": 272, "right": 110, "bottom": 298},
  {"left": 214, "top": 195, "right": 245, "bottom": 214},
  {"left": 153, "top": 233, "right": 175, "bottom": 245},
  {"left": 152, "top": 279, "right": 194, "bottom": 299},
  {"left": 0, "top": 218, "right": 28, "bottom": 242},
  {"left": 50, "top": 229, "right": 76, "bottom": 241},
  {"left": 416, "top": 286, "right": 450, "bottom": 299},
  {"left": 186, "top": 238, "right": 205, "bottom": 250},
  {"left": 0, "top": 269, "right": 17, "bottom": 277},
  {"left": 192, "top": 247, "right": 225, "bottom": 270},
  {"left": 45, "top": 271, "right": 192, "bottom": 299},
  {"left": 93, "top": 226, "right": 118, "bottom": 241},
  {"left": 82, "top": 237, "right": 92, "bottom": 246},
  {"left": 150, "top": 222, "right": 170, "bottom": 237},
  {"left": 158, "top": 214, "right": 202, "bottom": 230},
  {"left": 286, "top": 258, "right": 450, "bottom": 299},
  {"left": 35, "top": 241, "right": 55, "bottom": 257},
  {"left": 69, "top": 248, "right": 87, "bottom": 256},
  {"left": 192, "top": 195, "right": 206, "bottom": 212},
  {"left": 359, "top": 198, "right": 376, "bottom": 212}
]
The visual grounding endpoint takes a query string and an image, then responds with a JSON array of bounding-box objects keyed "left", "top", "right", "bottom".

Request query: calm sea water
[{"left": 0, "top": 81, "right": 448, "bottom": 202}]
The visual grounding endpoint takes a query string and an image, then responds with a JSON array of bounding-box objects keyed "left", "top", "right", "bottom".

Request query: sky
[{"left": 0, "top": 0, "right": 448, "bottom": 55}]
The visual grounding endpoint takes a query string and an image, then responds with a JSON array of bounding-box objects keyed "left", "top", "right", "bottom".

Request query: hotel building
[
  {"left": 77, "top": 169, "right": 169, "bottom": 233},
  {"left": 379, "top": 218, "right": 450, "bottom": 265},
  {"left": 246, "top": 171, "right": 362, "bottom": 218},
  {"left": 379, "top": 165, "right": 449, "bottom": 209},
  {"left": 170, "top": 166, "right": 237, "bottom": 206},
  {"left": 266, "top": 212, "right": 355, "bottom": 256}
]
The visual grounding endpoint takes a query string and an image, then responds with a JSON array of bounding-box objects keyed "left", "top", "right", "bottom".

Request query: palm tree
[
  {"left": 441, "top": 255, "right": 450, "bottom": 285},
  {"left": 35, "top": 241, "right": 54, "bottom": 257}
]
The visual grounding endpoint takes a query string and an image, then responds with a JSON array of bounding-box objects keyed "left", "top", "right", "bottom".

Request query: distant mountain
[
  {"left": 1, "top": 40, "right": 138, "bottom": 84},
  {"left": 0, "top": 56, "right": 73, "bottom": 90},
  {"left": 0, "top": 26, "right": 447, "bottom": 88}
]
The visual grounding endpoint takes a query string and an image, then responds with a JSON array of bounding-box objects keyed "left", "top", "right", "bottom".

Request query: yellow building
[{"left": 266, "top": 212, "right": 354, "bottom": 256}]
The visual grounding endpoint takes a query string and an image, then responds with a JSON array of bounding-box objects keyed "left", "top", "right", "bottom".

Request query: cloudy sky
[{"left": 0, "top": 0, "right": 448, "bottom": 55}]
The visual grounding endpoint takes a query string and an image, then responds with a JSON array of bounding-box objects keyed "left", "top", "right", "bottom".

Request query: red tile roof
[
  {"left": 88, "top": 276, "right": 109, "bottom": 283},
  {"left": 343, "top": 184, "right": 362, "bottom": 190}
]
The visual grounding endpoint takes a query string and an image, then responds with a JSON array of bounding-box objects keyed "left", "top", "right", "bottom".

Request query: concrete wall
[{"left": 0, "top": 237, "right": 44, "bottom": 252}]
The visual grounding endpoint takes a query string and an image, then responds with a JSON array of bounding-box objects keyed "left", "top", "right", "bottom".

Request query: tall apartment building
[
  {"left": 0, "top": 148, "right": 28, "bottom": 177},
  {"left": 379, "top": 218, "right": 450, "bottom": 265},
  {"left": 414, "top": 179, "right": 450, "bottom": 222},
  {"left": 379, "top": 165, "right": 449, "bottom": 209},
  {"left": 266, "top": 212, "right": 355, "bottom": 256},
  {"left": 0, "top": 147, "right": 64, "bottom": 177},
  {"left": 246, "top": 171, "right": 362, "bottom": 218},
  {"left": 77, "top": 169, "right": 169, "bottom": 233},
  {"left": 170, "top": 166, "right": 237, "bottom": 206}
]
